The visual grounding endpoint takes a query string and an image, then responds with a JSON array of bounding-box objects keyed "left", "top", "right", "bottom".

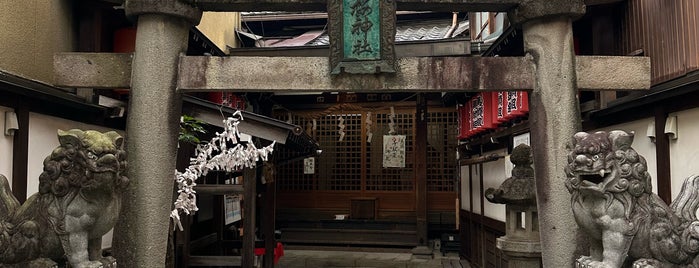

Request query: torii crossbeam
[{"left": 53, "top": 0, "right": 649, "bottom": 267}]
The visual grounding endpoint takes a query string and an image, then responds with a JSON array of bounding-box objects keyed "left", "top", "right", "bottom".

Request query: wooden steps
[
  {"left": 441, "top": 259, "right": 472, "bottom": 268},
  {"left": 280, "top": 225, "right": 418, "bottom": 247},
  {"left": 281, "top": 220, "right": 418, "bottom": 247}
]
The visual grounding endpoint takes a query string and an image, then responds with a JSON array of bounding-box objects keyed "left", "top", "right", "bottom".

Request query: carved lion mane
[
  {"left": 1, "top": 129, "right": 128, "bottom": 267},
  {"left": 567, "top": 130, "right": 699, "bottom": 268}
]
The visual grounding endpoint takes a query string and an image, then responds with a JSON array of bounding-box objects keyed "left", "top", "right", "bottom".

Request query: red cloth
[{"left": 254, "top": 242, "right": 284, "bottom": 264}]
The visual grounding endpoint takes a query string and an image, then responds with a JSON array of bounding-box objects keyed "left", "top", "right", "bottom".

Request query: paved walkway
[{"left": 276, "top": 247, "right": 466, "bottom": 268}]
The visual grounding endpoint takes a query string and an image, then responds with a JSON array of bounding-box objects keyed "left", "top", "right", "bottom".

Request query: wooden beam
[
  {"left": 54, "top": 53, "right": 650, "bottom": 93},
  {"left": 194, "top": 184, "right": 244, "bottom": 195},
  {"left": 177, "top": 56, "right": 535, "bottom": 92},
  {"left": 54, "top": 53, "right": 132, "bottom": 89},
  {"left": 190, "top": 0, "right": 520, "bottom": 12}
]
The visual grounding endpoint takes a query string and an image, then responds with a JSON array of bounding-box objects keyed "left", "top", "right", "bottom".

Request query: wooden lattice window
[
  {"left": 365, "top": 111, "right": 414, "bottom": 191},
  {"left": 427, "top": 111, "right": 458, "bottom": 192},
  {"left": 316, "top": 114, "right": 362, "bottom": 191},
  {"left": 274, "top": 114, "right": 315, "bottom": 191},
  {"left": 275, "top": 107, "right": 456, "bottom": 193}
]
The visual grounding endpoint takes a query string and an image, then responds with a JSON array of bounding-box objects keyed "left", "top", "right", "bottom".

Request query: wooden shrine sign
[{"left": 328, "top": 0, "right": 396, "bottom": 74}]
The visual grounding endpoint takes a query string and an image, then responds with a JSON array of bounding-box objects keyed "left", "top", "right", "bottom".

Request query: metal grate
[{"left": 427, "top": 111, "right": 458, "bottom": 192}]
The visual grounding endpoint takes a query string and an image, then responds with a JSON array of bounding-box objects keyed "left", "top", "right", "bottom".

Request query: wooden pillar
[
  {"left": 412, "top": 93, "right": 430, "bottom": 255},
  {"left": 242, "top": 167, "right": 257, "bottom": 268},
  {"left": 263, "top": 180, "right": 276, "bottom": 268},
  {"left": 654, "top": 107, "right": 671, "bottom": 204},
  {"left": 11, "top": 102, "right": 28, "bottom": 203}
]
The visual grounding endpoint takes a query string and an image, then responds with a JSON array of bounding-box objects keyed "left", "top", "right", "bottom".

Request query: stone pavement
[{"left": 276, "top": 247, "right": 466, "bottom": 268}]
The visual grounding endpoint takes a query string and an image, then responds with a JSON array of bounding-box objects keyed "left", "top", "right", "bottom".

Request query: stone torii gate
[{"left": 54, "top": 0, "right": 649, "bottom": 267}]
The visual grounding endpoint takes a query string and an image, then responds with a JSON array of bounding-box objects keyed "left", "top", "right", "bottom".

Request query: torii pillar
[
  {"left": 510, "top": 1, "right": 586, "bottom": 267},
  {"left": 52, "top": 1, "right": 650, "bottom": 266},
  {"left": 111, "top": 1, "right": 201, "bottom": 267}
]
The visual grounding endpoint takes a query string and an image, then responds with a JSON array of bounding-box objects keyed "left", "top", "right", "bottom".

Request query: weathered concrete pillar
[
  {"left": 509, "top": 1, "right": 586, "bottom": 267},
  {"left": 112, "top": 1, "right": 201, "bottom": 267}
]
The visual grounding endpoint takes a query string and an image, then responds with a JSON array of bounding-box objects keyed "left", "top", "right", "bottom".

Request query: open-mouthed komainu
[{"left": 567, "top": 130, "right": 699, "bottom": 268}]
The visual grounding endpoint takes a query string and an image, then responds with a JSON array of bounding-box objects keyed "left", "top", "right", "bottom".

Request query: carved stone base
[
  {"left": 101, "top": 256, "right": 117, "bottom": 268},
  {"left": 0, "top": 258, "right": 57, "bottom": 268},
  {"left": 64, "top": 257, "right": 117, "bottom": 268},
  {"left": 0, "top": 257, "right": 117, "bottom": 268}
]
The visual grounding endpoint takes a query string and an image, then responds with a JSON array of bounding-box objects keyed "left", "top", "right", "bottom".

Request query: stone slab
[
  {"left": 189, "top": 0, "right": 520, "bottom": 12},
  {"left": 305, "top": 257, "right": 356, "bottom": 267},
  {"left": 54, "top": 53, "right": 650, "bottom": 93},
  {"left": 508, "top": 0, "right": 585, "bottom": 25},
  {"left": 125, "top": 0, "right": 202, "bottom": 25},
  {"left": 177, "top": 56, "right": 536, "bottom": 92}
]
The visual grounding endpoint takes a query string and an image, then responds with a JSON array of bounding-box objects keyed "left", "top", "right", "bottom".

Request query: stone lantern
[{"left": 485, "top": 144, "right": 541, "bottom": 268}]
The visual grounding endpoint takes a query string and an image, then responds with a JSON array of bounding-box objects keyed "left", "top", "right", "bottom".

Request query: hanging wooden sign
[{"left": 328, "top": 0, "right": 396, "bottom": 74}]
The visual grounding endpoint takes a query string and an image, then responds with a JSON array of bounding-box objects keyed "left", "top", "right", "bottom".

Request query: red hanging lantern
[
  {"left": 470, "top": 93, "right": 495, "bottom": 135},
  {"left": 504, "top": 91, "right": 529, "bottom": 120},
  {"left": 469, "top": 95, "right": 482, "bottom": 135},
  {"left": 480, "top": 92, "right": 496, "bottom": 130},
  {"left": 458, "top": 104, "right": 468, "bottom": 139},
  {"left": 464, "top": 101, "right": 474, "bottom": 139},
  {"left": 491, "top": 91, "right": 507, "bottom": 126},
  {"left": 207, "top": 92, "right": 246, "bottom": 110}
]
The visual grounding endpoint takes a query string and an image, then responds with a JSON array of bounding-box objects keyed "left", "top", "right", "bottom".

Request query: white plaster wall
[
  {"left": 197, "top": 12, "right": 240, "bottom": 52},
  {"left": 0, "top": 106, "right": 13, "bottom": 186},
  {"left": 481, "top": 149, "right": 507, "bottom": 222},
  {"left": 471, "top": 164, "right": 482, "bottom": 214},
  {"left": 460, "top": 165, "right": 470, "bottom": 211},
  {"left": 668, "top": 108, "right": 699, "bottom": 200},
  {"left": 27, "top": 112, "right": 124, "bottom": 249},
  {"left": 593, "top": 117, "right": 658, "bottom": 194}
]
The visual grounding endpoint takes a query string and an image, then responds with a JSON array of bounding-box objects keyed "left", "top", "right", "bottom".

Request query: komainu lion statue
[
  {"left": 0, "top": 130, "right": 128, "bottom": 267},
  {"left": 566, "top": 130, "right": 699, "bottom": 268}
]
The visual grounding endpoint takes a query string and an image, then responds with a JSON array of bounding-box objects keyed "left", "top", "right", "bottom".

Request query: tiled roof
[{"left": 306, "top": 19, "right": 469, "bottom": 46}]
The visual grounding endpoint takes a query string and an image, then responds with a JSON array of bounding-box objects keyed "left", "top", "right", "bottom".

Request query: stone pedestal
[
  {"left": 3, "top": 257, "right": 117, "bottom": 268},
  {"left": 485, "top": 144, "right": 542, "bottom": 268},
  {"left": 411, "top": 246, "right": 434, "bottom": 259},
  {"left": 496, "top": 241, "right": 541, "bottom": 268}
]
